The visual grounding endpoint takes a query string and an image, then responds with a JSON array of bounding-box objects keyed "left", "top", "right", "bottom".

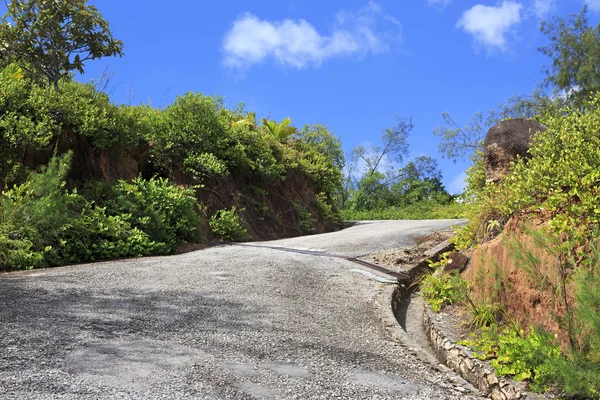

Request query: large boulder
[{"left": 483, "top": 118, "right": 547, "bottom": 182}]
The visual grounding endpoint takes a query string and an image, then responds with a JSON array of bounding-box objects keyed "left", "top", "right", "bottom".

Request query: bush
[
  {"left": 104, "top": 176, "right": 203, "bottom": 253},
  {"left": 0, "top": 154, "right": 204, "bottom": 270},
  {"left": 420, "top": 268, "right": 468, "bottom": 312},
  {"left": 460, "top": 325, "right": 562, "bottom": 392},
  {"left": 341, "top": 201, "right": 465, "bottom": 221},
  {"left": 209, "top": 207, "right": 250, "bottom": 241},
  {"left": 456, "top": 95, "right": 600, "bottom": 251}
]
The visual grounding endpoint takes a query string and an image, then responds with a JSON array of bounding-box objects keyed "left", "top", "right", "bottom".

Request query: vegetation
[
  {"left": 454, "top": 94, "right": 600, "bottom": 252},
  {"left": 0, "top": 57, "right": 346, "bottom": 269},
  {"left": 424, "top": 234, "right": 600, "bottom": 396},
  {"left": 0, "top": 153, "right": 202, "bottom": 269},
  {"left": 0, "top": 0, "right": 124, "bottom": 91},
  {"left": 343, "top": 118, "right": 462, "bottom": 220},
  {"left": 0, "top": 0, "right": 348, "bottom": 270},
  {"left": 420, "top": 270, "right": 468, "bottom": 312},
  {"left": 436, "top": 20, "right": 600, "bottom": 393},
  {"left": 540, "top": 5, "right": 600, "bottom": 108},
  {"left": 209, "top": 207, "right": 250, "bottom": 242},
  {"left": 460, "top": 325, "right": 562, "bottom": 392}
]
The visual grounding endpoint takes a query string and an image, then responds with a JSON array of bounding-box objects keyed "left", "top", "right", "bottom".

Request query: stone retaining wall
[{"left": 422, "top": 305, "right": 527, "bottom": 400}]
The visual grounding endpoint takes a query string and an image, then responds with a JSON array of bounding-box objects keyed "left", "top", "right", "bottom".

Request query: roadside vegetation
[
  {"left": 422, "top": 6, "right": 600, "bottom": 398},
  {"left": 0, "top": 0, "right": 467, "bottom": 272},
  {"left": 0, "top": 0, "right": 346, "bottom": 270}
]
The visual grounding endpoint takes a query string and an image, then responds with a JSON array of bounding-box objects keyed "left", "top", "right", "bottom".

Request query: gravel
[{"left": 0, "top": 220, "right": 478, "bottom": 399}]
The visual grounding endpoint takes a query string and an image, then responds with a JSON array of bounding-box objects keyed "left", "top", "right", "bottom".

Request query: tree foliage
[
  {"left": 350, "top": 116, "right": 412, "bottom": 179},
  {"left": 540, "top": 5, "right": 600, "bottom": 107},
  {"left": 261, "top": 117, "right": 297, "bottom": 143},
  {"left": 432, "top": 112, "right": 485, "bottom": 163},
  {"left": 0, "top": 0, "right": 123, "bottom": 90},
  {"left": 345, "top": 129, "right": 453, "bottom": 216}
]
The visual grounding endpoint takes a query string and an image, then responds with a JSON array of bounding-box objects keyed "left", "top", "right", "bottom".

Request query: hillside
[
  {"left": 0, "top": 65, "right": 344, "bottom": 270},
  {"left": 422, "top": 96, "right": 600, "bottom": 398}
]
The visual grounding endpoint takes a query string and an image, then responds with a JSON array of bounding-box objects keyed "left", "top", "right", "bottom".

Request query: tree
[
  {"left": 0, "top": 0, "right": 123, "bottom": 91},
  {"left": 349, "top": 116, "right": 412, "bottom": 180},
  {"left": 388, "top": 156, "right": 450, "bottom": 205},
  {"left": 352, "top": 171, "right": 388, "bottom": 211},
  {"left": 432, "top": 112, "right": 485, "bottom": 163},
  {"left": 395, "top": 156, "right": 442, "bottom": 182},
  {"left": 539, "top": 5, "right": 600, "bottom": 107}
]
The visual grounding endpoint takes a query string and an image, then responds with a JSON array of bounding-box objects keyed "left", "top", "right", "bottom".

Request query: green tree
[
  {"left": 352, "top": 171, "right": 389, "bottom": 211},
  {"left": 294, "top": 123, "right": 345, "bottom": 199},
  {"left": 432, "top": 112, "right": 485, "bottom": 163},
  {"left": 388, "top": 156, "right": 450, "bottom": 205},
  {"left": 349, "top": 116, "right": 412, "bottom": 181},
  {"left": 539, "top": 5, "right": 600, "bottom": 107},
  {"left": 0, "top": 0, "right": 123, "bottom": 91}
]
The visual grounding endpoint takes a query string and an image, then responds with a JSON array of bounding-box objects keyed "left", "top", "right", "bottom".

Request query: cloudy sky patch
[
  {"left": 223, "top": 2, "right": 401, "bottom": 69},
  {"left": 457, "top": 2, "right": 523, "bottom": 52}
]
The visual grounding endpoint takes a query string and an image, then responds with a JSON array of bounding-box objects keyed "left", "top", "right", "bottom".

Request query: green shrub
[
  {"left": 315, "top": 192, "right": 341, "bottom": 225},
  {"left": 106, "top": 176, "right": 204, "bottom": 253},
  {"left": 468, "top": 299, "right": 503, "bottom": 328},
  {"left": 209, "top": 207, "right": 250, "bottom": 241},
  {"left": 0, "top": 65, "right": 141, "bottom": 153},
  {"left": 341, "top": 201, "right": 465, "bottom": 221},
  {"left": 420, "top": 270, "right": 468, "bottom": 312},
  {"left": 460, "top": 325, "right": 562, "bottom": 392},
  {"left": 456, "top": 94, "right": 600, "bottom": 251},
  {"left": 0, "top": 153, "right": 159, "bottom": 269},
  {"left": 0, "top": 154, "right": 204, "bottom": 270},
  {"left": 293, "top": 124, "right": 345, "bottom": 198}
]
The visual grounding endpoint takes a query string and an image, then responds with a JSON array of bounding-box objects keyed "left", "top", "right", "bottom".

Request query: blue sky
[{"left": 4, "top": 0, "right": 598, "bottom": 193}]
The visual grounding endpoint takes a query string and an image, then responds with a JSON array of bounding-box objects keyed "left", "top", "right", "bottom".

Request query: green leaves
[
  {"left": 261, "top": 117, "right": 297, "bottom": 143},
  {"left": 0, "top": 155, "right": 203, "bottom": 270},
  {"left": 540, "top": 5, "right": 600, "bottom": 107},
  {"left": 420, "top": 269, "right": 468, "bottom": 312},
  {"left": 209, "top": 207, "right": 250, "bottom": 242},
  {"left": 461, "top": 325, "right": 562, "bottom": 392},
  {"left": 457, "top": 94, "right": 600, "bottom": 250},
  {"left": 0, "top": 0, "right": 123, "bottom": 90}
]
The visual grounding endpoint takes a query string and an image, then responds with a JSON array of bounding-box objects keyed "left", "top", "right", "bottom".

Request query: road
[{"left": 0, "top": 220, "right": 478, "bottom": 399}]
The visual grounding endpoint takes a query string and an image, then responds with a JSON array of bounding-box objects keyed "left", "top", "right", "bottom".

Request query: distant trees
[
  {"left": 0, "top": 0, "right": 123, "bottom": 91},
  {"left": 350, "top": 117, "right": 412, "bottom": 178},
  {"left": 345, "top": 117, "right": 451, "bottom": 213}
]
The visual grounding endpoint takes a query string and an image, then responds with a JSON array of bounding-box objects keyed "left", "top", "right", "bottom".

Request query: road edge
[{"left": 375, "top": 239, "right": 540, "bottom": 400}]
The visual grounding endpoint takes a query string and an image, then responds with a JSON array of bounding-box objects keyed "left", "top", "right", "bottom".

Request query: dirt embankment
[
  {"left": 17, "top": 133, "right": 341, "bottom": 242},
  {"left": 465, "top": 214, "right": 575, "bottom": 347}
]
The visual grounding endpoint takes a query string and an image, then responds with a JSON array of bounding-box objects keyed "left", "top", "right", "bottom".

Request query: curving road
[{"left": 0, "top": 220, "right": 478, "bottom": 399}]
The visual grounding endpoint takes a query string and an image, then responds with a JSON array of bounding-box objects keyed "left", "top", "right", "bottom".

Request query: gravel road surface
[{"left": 0, "top": 220, "right": 478, "bottom": 399}]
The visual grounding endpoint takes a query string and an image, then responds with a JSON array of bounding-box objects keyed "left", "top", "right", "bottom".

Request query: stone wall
[{"left": 422, "top": 305, "right": 528, "bottom": 400}]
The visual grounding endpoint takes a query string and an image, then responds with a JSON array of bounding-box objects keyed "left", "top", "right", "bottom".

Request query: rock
[
  {"left": 441, "top": 252, "right": 469, "bottom": 274},
  {"left": 483, "top": 118, "right": 547, "bottom": 182}
]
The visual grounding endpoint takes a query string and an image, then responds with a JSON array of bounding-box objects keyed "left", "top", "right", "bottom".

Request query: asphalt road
[{"left": 0, "top": 220, "right": 477, "bottom": 399}]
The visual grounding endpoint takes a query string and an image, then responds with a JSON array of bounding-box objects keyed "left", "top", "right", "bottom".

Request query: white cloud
[
  {"left": 448, "top": 171, "right": 467, "bottom": 195},
  {"left": 222, "top": 2, "right": 401, "bottom": 69},
  {"left": 457, "top": 1, "right": 523, "bottom": 51},
  {"left": 532, "top": 0, "right": 555, "bottom": 18},
  {"left": 584, "top": 0, "right": 600, "bottom": 12}
]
